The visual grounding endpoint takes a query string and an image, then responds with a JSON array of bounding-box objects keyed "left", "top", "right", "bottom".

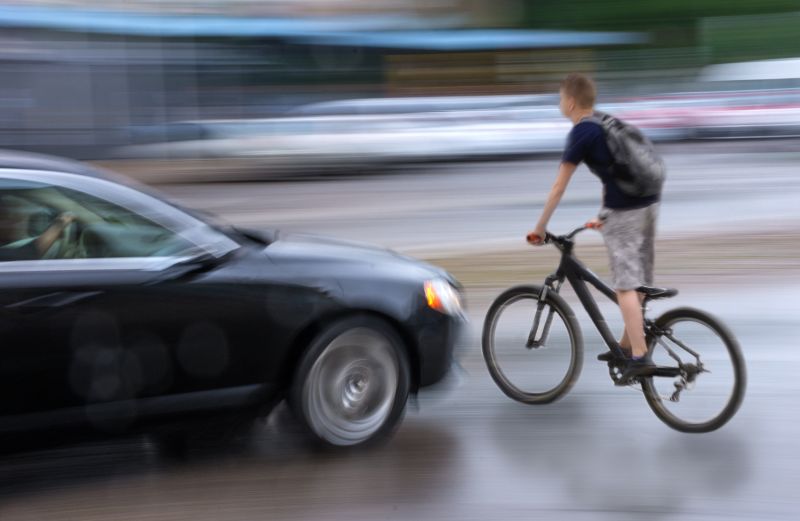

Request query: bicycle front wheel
[
  {"left": 482, "top": 285, "right": 583, "bottom": 404},
  {"left": 642, "top": 307, "right": 746, "bottom": 433}
]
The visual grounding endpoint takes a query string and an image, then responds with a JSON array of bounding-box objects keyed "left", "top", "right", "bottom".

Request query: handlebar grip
[
  {"left": 585, "top": 220, "right": 603, "bottom": 230},
  {"left": 526, "top": 232, "right": 544, "bottom": 245}
]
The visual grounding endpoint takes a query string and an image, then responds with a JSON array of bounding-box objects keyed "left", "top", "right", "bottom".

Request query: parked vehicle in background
[
  {"left": 115, "top": 79, "right": 800, "bottom": 178},
  {"left": 116, "top": 108, "right": 572, "bottom": 170}
]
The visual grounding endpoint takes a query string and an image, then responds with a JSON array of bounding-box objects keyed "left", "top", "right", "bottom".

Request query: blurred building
[{"left": 0, "top": 2, "right": 643, "bottom": 158}]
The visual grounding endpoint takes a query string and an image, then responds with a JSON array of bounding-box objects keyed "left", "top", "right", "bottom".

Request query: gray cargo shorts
[{"left": 599, "top": 203, "right": 659, "bottom": 291}]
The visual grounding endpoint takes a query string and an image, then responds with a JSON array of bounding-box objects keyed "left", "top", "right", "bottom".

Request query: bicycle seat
[{"left": 637, "top": 286, "right": 678, "bottom": 299}]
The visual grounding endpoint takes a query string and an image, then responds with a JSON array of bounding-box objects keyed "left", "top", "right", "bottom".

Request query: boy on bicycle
[{"left": 527, "top": 73, "right": 660, "bottom": 383}]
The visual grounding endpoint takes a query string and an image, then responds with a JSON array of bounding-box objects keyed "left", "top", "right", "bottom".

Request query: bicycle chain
[{"left": 607, "top": 361, "right": 691, "bottom": 400}]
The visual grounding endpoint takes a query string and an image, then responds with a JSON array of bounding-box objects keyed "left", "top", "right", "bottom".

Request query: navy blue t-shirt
[{"left": 562, "top": 120, "right": 659, "bottom": 210}]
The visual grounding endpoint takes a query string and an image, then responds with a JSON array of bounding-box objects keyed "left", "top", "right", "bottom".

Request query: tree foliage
[{"left": 522, "top": 0, "right": 800, "bottom": 30}]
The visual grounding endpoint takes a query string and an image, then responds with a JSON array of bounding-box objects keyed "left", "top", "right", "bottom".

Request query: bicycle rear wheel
[
  {"left": 642, "top": 307, "right": 746, "bottom": 433},
  {"left": 482, "top": 285, "right": 583, "bottom": 404}
]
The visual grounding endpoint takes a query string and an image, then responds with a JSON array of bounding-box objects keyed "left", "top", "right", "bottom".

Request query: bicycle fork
[{"left": 526, "top": 282, "right": 559, "bottom": 349}]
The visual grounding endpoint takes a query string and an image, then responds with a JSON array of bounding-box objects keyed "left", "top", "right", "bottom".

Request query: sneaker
[
  {"left": 597, "top": 347, "right": 631, "bottom": 362},
  {"left": 615, "top": 357, "right": 656, "bottom": 386}
]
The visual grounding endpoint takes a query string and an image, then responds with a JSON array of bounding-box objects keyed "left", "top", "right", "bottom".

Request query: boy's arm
[{"left": 528, "top": 161, "right": 578, "bottom": 243}]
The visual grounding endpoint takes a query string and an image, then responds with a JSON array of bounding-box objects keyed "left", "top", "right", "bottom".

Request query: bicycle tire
[
  {"left": 482, "top": 285, "right": 583, "bottom": 404},
  {"left": 642, "top": 307, "right": 746, "bottom": 433}
]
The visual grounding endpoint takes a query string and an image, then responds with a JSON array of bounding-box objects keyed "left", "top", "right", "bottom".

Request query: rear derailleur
[{"left": 668, "top": 363, "right": 704, "bottom": 402}]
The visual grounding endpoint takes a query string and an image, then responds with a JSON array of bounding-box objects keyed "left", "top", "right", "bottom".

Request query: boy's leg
[
  {"left": 599, "top": 205, "right": 656, "bottom": 369},
  {"left": 617, "top": 290, "right": 647, "bottom": 358},
  {"left": 619, "top": 203, "right": 659, "bottom": 356},
  {"left": 618, "top": 292, "right": 645, "bottom": 352}
]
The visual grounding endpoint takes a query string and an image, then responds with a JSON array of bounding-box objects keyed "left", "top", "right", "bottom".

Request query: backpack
[{"left": 587, "top": 112, "right": 665, "bottom": 197}]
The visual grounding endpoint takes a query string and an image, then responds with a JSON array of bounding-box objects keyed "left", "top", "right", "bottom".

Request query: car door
[{"left": 0, "top": 171, "right": 276, "bottom": 434}]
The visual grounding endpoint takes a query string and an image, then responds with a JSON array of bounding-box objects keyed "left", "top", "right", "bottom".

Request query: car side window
[
  {"left": 0, "top": 178, "right": 196, "bottom": 261},
  {"left": 0, "top": 180, "right": 54, "bottom": 262}
]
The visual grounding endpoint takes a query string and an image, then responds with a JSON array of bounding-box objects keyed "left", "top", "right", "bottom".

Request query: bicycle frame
[
  {"left": 536, "top": 229, "right": 688, "bottom": 379},
  {"left": 546, "top": 236, "right": 622, "bottom": 353}
]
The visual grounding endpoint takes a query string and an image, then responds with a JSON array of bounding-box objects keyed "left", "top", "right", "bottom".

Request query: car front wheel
[{"left": 290, "top": 316, "right": 410, "bottom": 448}]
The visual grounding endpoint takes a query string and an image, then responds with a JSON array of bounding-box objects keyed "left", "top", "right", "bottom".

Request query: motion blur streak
[{"left": 1, "top": 0, "right": 800, "bottom": 520}]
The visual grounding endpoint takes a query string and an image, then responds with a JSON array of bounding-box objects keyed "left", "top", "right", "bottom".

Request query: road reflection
[
  {"left": 0, "top": 405, "right": 462, "bottom": 520},
  {"left": 486, "top": 396, "right": 752, "bottom": 516}
]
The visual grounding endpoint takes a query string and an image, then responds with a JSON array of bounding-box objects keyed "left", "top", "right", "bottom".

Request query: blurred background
[
  {"left": 2, "top": 1, "right": 800, "bottom": 520},
  {"left": 1, "top": 0, "right": 800, "bottom": 170}
]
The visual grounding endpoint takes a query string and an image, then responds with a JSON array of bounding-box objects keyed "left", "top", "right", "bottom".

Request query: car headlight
[{"left": 424, "top": 279, "right": 464, "bottom": 316}]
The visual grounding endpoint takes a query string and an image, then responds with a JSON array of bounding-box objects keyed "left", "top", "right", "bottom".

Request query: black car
[{"left": 0, "top": 151, "right": 464, "bottom": 448}]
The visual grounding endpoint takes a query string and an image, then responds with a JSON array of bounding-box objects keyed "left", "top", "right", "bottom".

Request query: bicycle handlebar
[
  {"left": 527, "top": 223, "right": 595, "bottom": 246},
  {"left": 565, "top": 224, "right": 592, "bottom": 239}
]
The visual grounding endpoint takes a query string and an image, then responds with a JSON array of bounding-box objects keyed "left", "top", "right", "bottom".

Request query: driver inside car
[{"left": 0, "top": 199, "right": 76, "bottom": 261}]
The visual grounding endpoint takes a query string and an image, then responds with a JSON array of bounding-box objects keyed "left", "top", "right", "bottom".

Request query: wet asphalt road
[{"left": 2, "top": 142, "right": 800, "bottom": 520}]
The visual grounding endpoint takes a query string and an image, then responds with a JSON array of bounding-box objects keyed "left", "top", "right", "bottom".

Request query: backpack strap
[
  {"left": 580, "top": 112, "right": 616, "bottom": 169},
  {"left": 582, "top": 111, "right": 613, "bottom": 127}
]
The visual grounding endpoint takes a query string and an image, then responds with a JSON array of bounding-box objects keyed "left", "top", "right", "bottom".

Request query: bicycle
[{"left": 482, "top": 224, "right": 746, "bottom": 433}]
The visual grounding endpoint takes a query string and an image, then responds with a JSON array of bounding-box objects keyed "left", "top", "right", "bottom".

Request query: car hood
[{"left": 261, "top": 230, "right": 455, "bottom": 285}]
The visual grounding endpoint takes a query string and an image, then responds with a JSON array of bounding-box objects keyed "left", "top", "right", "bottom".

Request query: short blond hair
[{"left": 560, "top": 73, "right": 596, "bottom": 109}]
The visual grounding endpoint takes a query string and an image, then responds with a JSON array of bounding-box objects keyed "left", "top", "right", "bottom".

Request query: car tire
[{"left": 289, "top": 316, "right": 410, "bottom": 448}]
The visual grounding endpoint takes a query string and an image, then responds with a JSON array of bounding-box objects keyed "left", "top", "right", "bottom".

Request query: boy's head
[{"left": 559, "top": 73, "right": 596, "bottom": 118}]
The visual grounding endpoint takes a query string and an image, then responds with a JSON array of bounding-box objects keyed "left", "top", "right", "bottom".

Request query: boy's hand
[
  {"left": 586, "top": 217, "right": 604, "bottom": 230},
  {"left": 526, "top": 226, "right": 547, "bottom": 245}
]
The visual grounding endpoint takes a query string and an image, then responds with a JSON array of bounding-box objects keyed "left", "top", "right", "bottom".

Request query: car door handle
[{"left": 5, "top": 291, "right": 103, "bottom": 313}]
